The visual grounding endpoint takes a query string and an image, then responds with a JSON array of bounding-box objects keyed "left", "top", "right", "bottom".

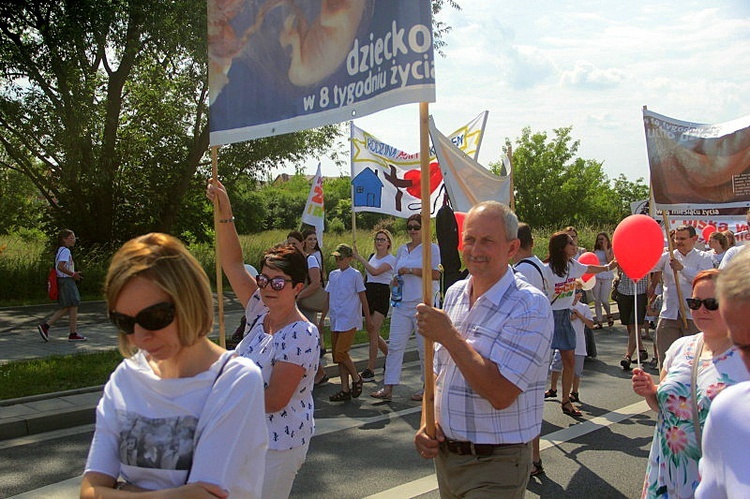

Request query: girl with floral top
[{"left": 631, "top": 269, "right": 749, "bottom": 498}]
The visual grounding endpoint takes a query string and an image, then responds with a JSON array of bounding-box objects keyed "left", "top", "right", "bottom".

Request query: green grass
[
  {"left": 0, "top": 349, "right": 123, "bottom": 401},
  {"left": 0, "top": 320, "right": 392, "bottom": 401}
]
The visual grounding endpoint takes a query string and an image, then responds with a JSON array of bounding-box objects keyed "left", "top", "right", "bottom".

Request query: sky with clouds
[{"left": 293, "top": 0, "right": 750, "bottom": 185}]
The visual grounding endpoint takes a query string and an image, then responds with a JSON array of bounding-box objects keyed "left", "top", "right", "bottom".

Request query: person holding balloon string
[{"left": 546, "top": 231, "right": 617, "bottom": 417}]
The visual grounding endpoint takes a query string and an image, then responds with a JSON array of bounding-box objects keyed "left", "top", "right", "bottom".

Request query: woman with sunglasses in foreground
[
  {"left": 631, "top": 269, "right": 749, "bottom": 498},
  {"left": 208, "top": 179, "right": 319, "bottom": 499},
  {"left": 371, "top": 213, "right": 441, "bottom": 401},
  {"left": 81, "top": 233, "right": 267, "bottom": 498}
]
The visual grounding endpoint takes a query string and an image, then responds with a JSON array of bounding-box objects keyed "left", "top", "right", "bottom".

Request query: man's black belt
[{"left": 441, "top": 439, "right": 525, "bottom": 456}]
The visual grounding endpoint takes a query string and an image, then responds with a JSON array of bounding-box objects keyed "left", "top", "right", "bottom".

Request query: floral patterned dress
[{"left": 642, "top": 333, "right": 749, "bottom": 498}]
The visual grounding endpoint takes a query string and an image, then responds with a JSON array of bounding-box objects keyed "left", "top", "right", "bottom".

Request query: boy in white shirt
[{"left": 318, "top": 244, "right": 373, "bottom": 402}]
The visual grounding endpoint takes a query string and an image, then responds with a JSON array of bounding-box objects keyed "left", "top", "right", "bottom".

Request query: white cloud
[
  {"left": 560, "top": 62, "right": 627, "bottom": 89},
  {"left": 302, "top": 0, "right": 750, "bottom": 187}
]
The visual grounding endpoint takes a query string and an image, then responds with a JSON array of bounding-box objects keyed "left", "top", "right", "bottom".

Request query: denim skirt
[{"left": 551, "top": 309, "right": 576, "bottom": 350}]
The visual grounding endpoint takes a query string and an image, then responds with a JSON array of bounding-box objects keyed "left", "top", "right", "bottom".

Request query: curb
[{"left": 0, "top": 344, "right": 418, "bottom": 442}]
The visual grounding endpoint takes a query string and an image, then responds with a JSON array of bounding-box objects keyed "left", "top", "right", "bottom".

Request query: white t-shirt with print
[
  {"left": 547, "top": 260, "right": 587, "bottom": 310},
  {"left": 84, "top": 351, "right": 267, "bottom": 497}
]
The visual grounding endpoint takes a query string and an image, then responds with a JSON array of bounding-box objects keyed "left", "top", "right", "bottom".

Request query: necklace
[{"left": 263, "top": 307, "right": 298, "bottom": 335}]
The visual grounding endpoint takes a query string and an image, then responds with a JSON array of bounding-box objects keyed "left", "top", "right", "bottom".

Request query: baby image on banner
[{"left": 208, "top": 0, "right": 435, "bottom": 145}]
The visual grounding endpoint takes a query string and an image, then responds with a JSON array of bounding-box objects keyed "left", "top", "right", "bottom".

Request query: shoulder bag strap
[
  {"left": 515, "top": 258, "right": 548, "bottom": 294},
  {"left": 690, "top": 335, "right": 705, "bottom": 455}
]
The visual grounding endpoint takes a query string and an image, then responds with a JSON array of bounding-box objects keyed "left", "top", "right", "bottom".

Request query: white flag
[
  {"left": 350, "top": 112, "right": 488, "bottom": 218},
  {"left": 302, "top": 163, "right": 325, "bottom": 245},
  {"left": 429, "top": 116, "right": 510, "bottom": 212}
]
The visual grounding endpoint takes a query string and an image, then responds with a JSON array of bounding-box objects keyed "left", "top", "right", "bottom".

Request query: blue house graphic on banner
[{"left": 352, "top": 167, "right": 384, "bottom": 208}]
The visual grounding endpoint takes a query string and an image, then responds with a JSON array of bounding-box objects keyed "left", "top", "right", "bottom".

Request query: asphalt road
[{"left": 1, "top": 326, "right": 659, "bottom": 498}]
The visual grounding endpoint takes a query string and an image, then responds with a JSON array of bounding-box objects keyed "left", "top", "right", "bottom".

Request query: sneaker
[
  {"left": 360, "top": 368, "right": 376, "bottom": 382},
  {"left": 68, "top": 333, "right": 88, "bottom": 342},
  {"left": 620, "top": 356, "right": 632, "bottom": 370},
  {"left": 37, "top": 323, "right": 50, "bottom": 342}
]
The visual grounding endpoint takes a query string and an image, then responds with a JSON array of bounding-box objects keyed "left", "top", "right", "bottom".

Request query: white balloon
[{"left": 580, "top": 275, "right": 596, "bottom": 291}]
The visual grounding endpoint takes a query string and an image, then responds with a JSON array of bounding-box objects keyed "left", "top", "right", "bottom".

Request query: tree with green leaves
[
  {"left": 493, "top": 126, "right": 647, "bottom": 229},
  {"left": 0, "top": 1, "right": 340, "bottom": 244}
]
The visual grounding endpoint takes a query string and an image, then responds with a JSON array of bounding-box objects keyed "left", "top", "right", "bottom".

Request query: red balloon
[
  {"left": 454, "top": 212, "right": 466, "bottom": 250},
  {"left": 701, "top": 224, "right": 717, "bottom": 241},
  {"left": 612, "top": 215, "right": 664, "bottom": 281},
  {"left": 578, "top": 251, "right": 599, "bottom": 282}
]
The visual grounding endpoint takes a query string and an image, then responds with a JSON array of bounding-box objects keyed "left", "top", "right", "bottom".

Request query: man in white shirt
[
  {"left": 513, "top": 223, "right": 551, "bottom": 299},
  {"left": 695, "top": 249, "right": 750, "bottom": 499},
  {"left": 648, "top": 225, "right": 713, "bottom": 368}
]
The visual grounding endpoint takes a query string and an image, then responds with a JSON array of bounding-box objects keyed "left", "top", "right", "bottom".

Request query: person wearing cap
[{"left": 318, "top": 244, "right": 374, "bottom": 402}]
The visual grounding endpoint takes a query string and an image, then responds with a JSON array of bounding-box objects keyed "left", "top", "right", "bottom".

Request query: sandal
[
  {"left": 410, "top": 391, "right": 423, "bottom": 402},
  {"left": 370, "top": 388, "right": 392, "bottom": 400},
  {"left": 329, "top": 390, "right": 351, "bottom": 402},
  {"left": 607, "top": 316, "right": 615, "bottom": 327},
  {"left": 544, "top": 389, "right": 557, "bottom": 399},
  {"left": 314, "top": 374, "right": 329, "bottom": 387},
  {"left": 592, "top": 323, "right": 603, "bottom": 330},
  {"left": 530, "top": 460, "right": 544, "bottom": 477},
  {"left": 351, "top": 378, "right": 363, "bottom": 398},
  {"left": 569, "top": 391, "right": 580, "bottom": 403},
  {"left": 561, "top": 400, "right": 582, "bottom": 417}
]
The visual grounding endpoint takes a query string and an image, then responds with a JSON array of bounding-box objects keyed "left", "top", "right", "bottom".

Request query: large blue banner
[{"left": 208, "top": 0, "right": 435, "bottom": 145}]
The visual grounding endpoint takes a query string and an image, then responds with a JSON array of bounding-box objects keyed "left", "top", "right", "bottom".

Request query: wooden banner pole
[
  {"left": 211, "top": 146, "right": 226, "bottom": 348},
  {"left": 419, "top": 102, "right": 436, "bottom": 438}
]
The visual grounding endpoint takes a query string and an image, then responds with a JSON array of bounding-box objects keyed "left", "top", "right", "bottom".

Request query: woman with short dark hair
[{"left": 208, "top": 179, "right": 320, "bottom": 498}]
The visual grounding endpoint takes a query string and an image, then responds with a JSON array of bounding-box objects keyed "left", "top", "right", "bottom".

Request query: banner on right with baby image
[{"left": 643, "top": 108, "right": 750, "bottom": 214}]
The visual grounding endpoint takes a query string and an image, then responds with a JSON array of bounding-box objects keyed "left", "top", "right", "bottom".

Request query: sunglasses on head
[
  {"left": 407, "top": 224, "right": 421, "bottom": 231},
  {"left": 109, "top": 302, "right": 176, "bottom": 335},
  {"left": 257, "top": 273, "right": 293, "bottom": 291},
  {"left": 686, "top": 298, "right": 719, "bottom": 311}
]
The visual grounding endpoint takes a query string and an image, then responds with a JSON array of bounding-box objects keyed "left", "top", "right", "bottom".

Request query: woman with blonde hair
[
  {"left": 353, "top": 228, "right": 395, "bottom": 382},
  {"left": 81, "top": 233, "right": 267, "bottom": 498}
]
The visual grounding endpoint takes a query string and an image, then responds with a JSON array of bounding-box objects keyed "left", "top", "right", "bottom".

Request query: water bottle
[{"left": 390, "top": 275, "right": 403, "bottom": 307}]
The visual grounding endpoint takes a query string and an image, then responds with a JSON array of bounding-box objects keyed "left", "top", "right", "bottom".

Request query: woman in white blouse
[{"left": 371, "top": 214, "right": 440, "bottom": 401}]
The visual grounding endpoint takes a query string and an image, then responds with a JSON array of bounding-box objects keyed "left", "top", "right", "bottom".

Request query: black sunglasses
[
  {"left": 686, "top": 298, "right": 719, "bottom": 311},
  {"left": 407, "top": 224, "right": 421, "bottom": 231},
  {"left": 109, "top": 302, "right": 176, "bottom": 335},
  {"left": 257, "top": 273, "right": 293, "bottom": 291}
]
